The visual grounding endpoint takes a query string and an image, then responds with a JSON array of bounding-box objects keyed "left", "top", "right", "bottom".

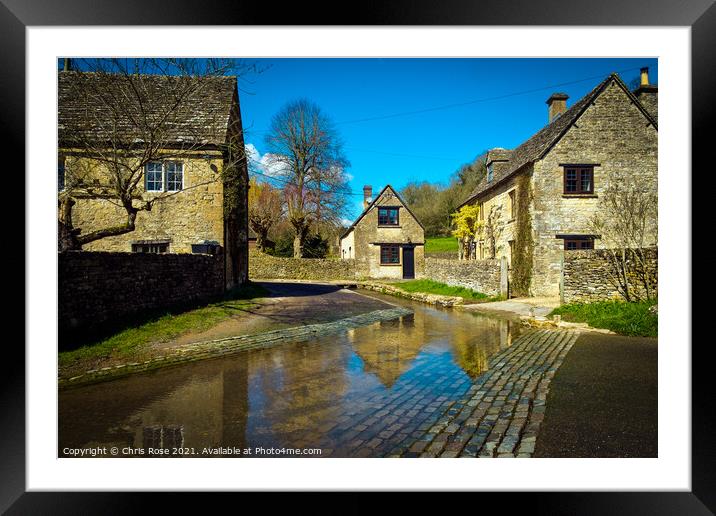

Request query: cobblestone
[
  {"left": 304, "top": 329, "right": 576, "bottom": 458},
  {"left": 407, "top": 329, "right": 577, "bottom": 458}
]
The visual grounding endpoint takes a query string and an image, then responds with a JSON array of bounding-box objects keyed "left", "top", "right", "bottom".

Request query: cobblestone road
[
  {"left": 324, "top": 328, "right": 578, "bottom": 458},
  {"left": 411, "top": 329, "right": 578, "bottom": 457}
]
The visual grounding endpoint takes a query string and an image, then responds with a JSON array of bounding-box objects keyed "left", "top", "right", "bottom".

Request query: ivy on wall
[{"left": 510, "top": 173, "right": 534, "bottom": 297}]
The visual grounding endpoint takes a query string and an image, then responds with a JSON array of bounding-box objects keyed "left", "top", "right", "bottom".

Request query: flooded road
[{"left": 58, "top": 291, "right": 524, "bottom": 458}]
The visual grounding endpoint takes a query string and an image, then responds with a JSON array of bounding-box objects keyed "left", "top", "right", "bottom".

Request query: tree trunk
[
  {"left": 293, "top": 224, "right": 309, "bottom": 258},
  {"left": 58, "top": 196, "right": 81, "bottom": 252},
  {"left": 255, "top": 229, "right": 269, "bottom": 252},
  {"left": 76, "top": 209, "right": 138, "bottom": 246}
]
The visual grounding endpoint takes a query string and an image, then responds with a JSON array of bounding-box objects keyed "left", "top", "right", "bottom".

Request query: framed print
[{"left": 5, "top": 0, "right": 712, "bottom": 511}]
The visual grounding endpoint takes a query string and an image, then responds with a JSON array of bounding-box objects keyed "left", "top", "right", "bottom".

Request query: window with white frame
[
  {"left": 165, "top": 162, "right": 184, "bottom": 192},
  {"left": 145, "top": 162, "right": 164, "bottom": 192},
  {"left": 145, "top": 161, "right": 183, "bottom": 192}
]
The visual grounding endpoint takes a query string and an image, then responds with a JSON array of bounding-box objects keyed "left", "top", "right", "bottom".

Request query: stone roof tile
[{"left": 58, "top": 71, "right": 237, "bottom": 149}]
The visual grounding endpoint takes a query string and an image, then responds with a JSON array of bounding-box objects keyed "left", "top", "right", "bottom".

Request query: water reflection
[
  {"left": 348, "top": 313, "right": 426, "bottom": 388},
  {"left": 58, "top": 294, "right": 522, "bottom": 457}
]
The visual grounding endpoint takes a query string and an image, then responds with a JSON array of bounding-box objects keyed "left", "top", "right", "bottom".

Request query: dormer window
[
  {"left": 378, "top": 207, "right": 399, "bottom": 226},
  {"left": 487, "top": 163, "right": 494, "bottom": 182}
]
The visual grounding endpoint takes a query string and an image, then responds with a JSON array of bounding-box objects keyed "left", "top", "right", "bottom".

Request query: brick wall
[
  {"left": 249, "top": 249, "right": 358, "bottom": 281},
  {"left": 59, "top": 251, "right": 225, "bottom": 339},
  {"left": 562, "top": 248, "right": 658, "bottom": 303},
  {"left": 424, "top": 258, "right": 502, "bottom": 296}
]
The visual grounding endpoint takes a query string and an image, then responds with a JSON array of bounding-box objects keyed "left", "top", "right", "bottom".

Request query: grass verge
[
  {"left": 550, "top": 299, "right": 657, "bottom": 337},
  {"left": 425, "top": 236, "right": 458, "bottom": 254},
  {"left": 59, "top": 282, "right": 268, "bottom": 370},
  {"left": 389, "top": 279, "right": 499, "bottom": 302}
]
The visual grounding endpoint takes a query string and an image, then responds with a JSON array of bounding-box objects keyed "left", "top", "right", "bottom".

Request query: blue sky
[{"left": 239, "top": 58, "right": 657, "bottom": 221}]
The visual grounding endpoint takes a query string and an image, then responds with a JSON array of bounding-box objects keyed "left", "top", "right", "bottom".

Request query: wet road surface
[{"left": 59, "top": 290, "right": 524, "bottom": 458}]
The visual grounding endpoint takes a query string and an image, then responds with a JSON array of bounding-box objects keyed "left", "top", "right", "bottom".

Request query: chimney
[
  {"left": 63, "top": 58, "right": 72, "bottom": 71},
  {"left": 546, "top": 93, "right": 569, "bottom": 123},
  {"left": 363, "top": 185, "right": 372, "bottom": 210},
  {"left": 640, "top": 67, "right": 650, "bottom": 87}
]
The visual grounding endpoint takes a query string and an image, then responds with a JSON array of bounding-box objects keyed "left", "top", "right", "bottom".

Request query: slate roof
[
  {"left": 340, "top": 184, "right": 425, "bottom": 240},
  {"left": 58, "top": 71, "right": 238, "bottom": 149},
  {"left": 461, "top": 73, "right": 658, "bottom": 206}
]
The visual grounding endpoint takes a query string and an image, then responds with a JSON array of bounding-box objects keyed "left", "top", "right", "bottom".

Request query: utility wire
[
  {"left": 244, "top": 65, "right": 647, "bottom": 135},
  {"left": 333, "top": 65, "right": 646, "bottom": 125}
]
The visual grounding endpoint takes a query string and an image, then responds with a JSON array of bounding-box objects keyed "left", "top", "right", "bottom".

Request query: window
[
  {"left": 487, "top": 163, "right": 494, "bottom": 182},
  {"left": 563, "top": 166, "right": 594, "bottom": 194},
  {"left": 165, "top": 162, "right": 183, "bottom": 192},
  {"left": 508, "top": 190, "right": 516, "bottom": 220},
  {"left": 145, "top": 161, "right": 183, "bottom": 192},
  {"left": 132, "top": 242, "right": 169, "bottom": 253},
  {"left": 191, "top": 242, "right": 220, "bottom": 255},
  {"left": 146, "top": 162, "right": 164, "bottom": 192},
  {"left": 380, "top": 245, "right": 400, "bottom": 264},
  {"left": 378, "top": 207, "right": 399, "bottom": 226},
  {"left": 564, "top": 239, "right": 594, "bottom": 251},
  {"left": 58, "top": 156, "right": 65, "bottom": 192}
]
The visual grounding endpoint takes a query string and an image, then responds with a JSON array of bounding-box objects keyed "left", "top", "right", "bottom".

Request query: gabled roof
[
  {"left": 340, "top": 184, "right": 425, "bottom": 240},
  {"left": 461, "top": 73, "right": 658, "bottom": 206},
  {"left": 58, "top": 71, "right": 239, "bottom": 149}
]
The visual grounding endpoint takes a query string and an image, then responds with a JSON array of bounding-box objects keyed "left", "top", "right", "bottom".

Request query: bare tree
[
  {"left": 589, "top": 173, "right": 658, "bottom": 301},
  {"left": 263, "top": 99, "right": 349, "bottom": 258},
  {"left": 58, "top": 58, "right": 256, "bottom": 251},
  {"left": 248, "top": 178, "right": 283, "bottom": 252}
]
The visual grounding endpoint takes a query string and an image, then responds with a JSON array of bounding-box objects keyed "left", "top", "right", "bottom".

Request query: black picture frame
[{"left": 4, "top": 0, "right": 709, "bottom": 511}]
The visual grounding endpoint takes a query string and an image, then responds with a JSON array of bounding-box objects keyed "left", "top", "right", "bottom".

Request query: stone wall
[
  {"left": 59, "top": 251, "right": 225, "bottom": 341},
  {"left": 424, "top": 258, "right": 502, "bottom": 296},
  {"left": 249, "top": 249, "right": 358, "bottom": 281},
  {"left": 562, "top": 248, "right": 658, "bottom": 303},
  {"left": 63, "top": 149, "right": 251, "bottom": 290},
  {"left": 471, "top": 174, "right": 520, "bottom": 263},
  {"left": 68, "top": 152, "right": 227, "bottom": 254}
]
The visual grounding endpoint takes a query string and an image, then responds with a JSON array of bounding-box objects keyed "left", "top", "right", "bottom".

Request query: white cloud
[
  {"left": 246, "top": 142, "right": 287, "bottom": 180},
  {"left": 341, "top": 218, "right": 353, "bottom": 227},
  {"left": 247, "top": 143, "right": 353, "bottom": 186},
  {"left": 245, "top": 143, "right": 261, "bottom": 167}
]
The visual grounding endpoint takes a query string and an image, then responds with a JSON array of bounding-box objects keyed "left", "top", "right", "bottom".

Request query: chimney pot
[
  {"left": 363, "top": 185, "right": 372, "bottom": 210},
  {"left": 640, "top": 67, "right": 650, "bottom": 87},
  {"left": 546, "top": 93, "right": 569, "bottom": 123}
]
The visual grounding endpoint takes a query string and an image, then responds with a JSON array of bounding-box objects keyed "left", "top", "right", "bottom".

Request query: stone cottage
[
  {"left": 459, "top": 68, "right": 658, "bottom": 297},
  {"left": 340, "top": 185, "right": 425, "bottom": 279},
  {"left": 57, "top": 71, "right": 250, "bottom": 288}
]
